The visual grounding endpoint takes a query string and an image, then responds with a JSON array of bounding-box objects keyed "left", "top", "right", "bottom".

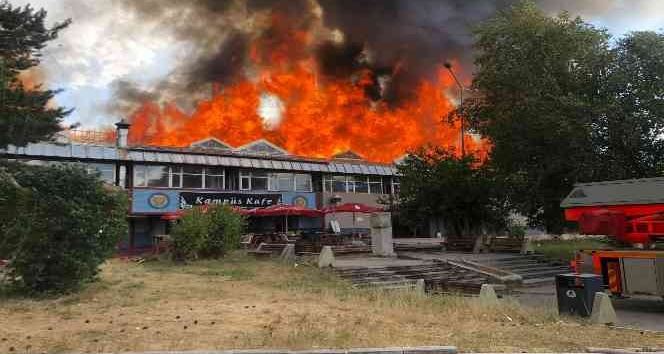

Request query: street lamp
[{"left": 443, "top": 61, "right": 465, "bottom": 156}]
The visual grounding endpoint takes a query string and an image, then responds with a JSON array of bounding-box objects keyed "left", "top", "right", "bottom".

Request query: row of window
[
  {"left": 21, "top": 161, "right": 401, "bottom": 195},
  {"left": 133, "top": 165, "right": 226, "bottom": 189},
  {"left": 239, "top": 171, "right": 312, "bottom": 192},
  {"left": 21, "top": 160, "right": 116, "bottom": 184},
  {"left": 323, "top": 175, "right": 386, "bottom": 194},
  {"left": 132, "top": 165, "right": 400, "bottom": 194}
]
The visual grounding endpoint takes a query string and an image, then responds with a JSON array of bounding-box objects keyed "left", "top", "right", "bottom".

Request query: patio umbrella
[{"left": 249, "top": 204, "right": 323, "bottom": 232}]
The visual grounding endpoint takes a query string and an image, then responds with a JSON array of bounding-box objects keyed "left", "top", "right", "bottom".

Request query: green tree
[
  {"left": 0, "top": 163, "right": 128, "bottom": 294},
  {"left": 170, "top": 207, "right": 210, "bottom": 261},
  {"left": 468, "top": 1, "right": 610, "bottom": 233},
  {"left": 0, "top": 1, "right": 71, "bottom": 148},
  {"left": 204, "top": 205, "right": 246, "bottom": 258},
  {"left": 590, "top": 31, "right": 664, "bottom": 180},
  {"left": 396, "top": 147, "right": 508, "bottom": 238}
]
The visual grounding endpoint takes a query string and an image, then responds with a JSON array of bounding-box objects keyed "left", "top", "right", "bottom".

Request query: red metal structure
[
  {"left": 562, "top": 178, "right": 664, "bottom": 246},
  {"left": 561, "top": 178, "right": 664, "bottom": 298}
]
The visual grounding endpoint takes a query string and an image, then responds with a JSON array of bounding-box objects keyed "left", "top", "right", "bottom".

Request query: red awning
[
  {"left": 246, "top": 204, "right": 323, "bottom": 217},
  {"left": 322, "top": 202, "right": 382, "bottom": 214}
]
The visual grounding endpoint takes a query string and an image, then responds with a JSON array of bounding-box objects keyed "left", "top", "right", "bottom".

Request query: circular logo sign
[
  {"left": 292, "top": 196, "right": 308, "bottom": 208},
  {"left": 149, "top": 193, "right": 170, "bottom": 209},
  {"left": 565, "top": 289, "right": 577, "bottom": 298}
]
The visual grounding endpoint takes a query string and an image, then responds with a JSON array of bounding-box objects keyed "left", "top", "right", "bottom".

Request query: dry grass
[{"left": 1, "top": 253, "right": 663, "bottom": 353}]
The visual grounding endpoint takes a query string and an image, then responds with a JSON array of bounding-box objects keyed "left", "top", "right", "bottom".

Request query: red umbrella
[
  {"left": 247, "top": 204, "right": 323, "bottom": 232},
  {"left": 252, "top": 204, "right": 323, "bottom": 217},
  {"left": 322, "top": 203, "right": 382, "bottom": 214}
]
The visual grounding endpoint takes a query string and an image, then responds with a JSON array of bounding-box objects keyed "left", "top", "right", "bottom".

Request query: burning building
[
  {"left": 2, "top": 0, "right": 494, "bottom": 250},
  {"left": 2, "top": 121, "right": 407, "bottom": 251}
]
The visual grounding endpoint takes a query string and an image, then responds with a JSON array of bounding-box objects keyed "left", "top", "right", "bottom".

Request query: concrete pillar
[
  {"left": 415, "top": 279, "right": 426, "bottom": 295},
  {"left": 370, "top": 213, "right": 395, "bottom": 257},
  {"left": 280, "top": 244, "right": 295, "bottom": 263},
  {"left": 520, "top": 236, "right": 534, "bottom": 255},
  {"left": 318, "top": 246, "right": 335, "bottom": 268},
  {"left": 479, "top": 284, "right": 499, "bottom": 305},
  {"left": 590, "top": 292, "right": 617, "bottom": 325}
]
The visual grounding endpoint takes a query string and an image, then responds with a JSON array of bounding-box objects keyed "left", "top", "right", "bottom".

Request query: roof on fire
[
  {"left": 1, "top": 141, "right": 398, "bottom": 176},
  {"left": 560, "top": 177, "right": 664, "bottom": 208}
]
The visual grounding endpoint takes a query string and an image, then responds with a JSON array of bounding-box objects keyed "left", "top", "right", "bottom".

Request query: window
[
  {"left": 147, "top": 166, "right": 169, "bottom": 187},
  {"left": 240, "top": 170, "right": 268, "bottom": 191},
  {"left": 294, "top": 174, "right": 312, "bottom": 192},
  {"left": 134, "top": 165, "right": 147, "bottom": 187},
  {"left": 368, "top": 176, "right": 384, "bottom": 194},
  {"left": 204, "top": 167, "right": 225, "bottom": 190},
  {"left": 182, "top": 166, "right": 203, "bottom": 189},
  {"left": 333, "top": 176, "right": 347, "bottom": 192},
  {"left": 170, "top": 167, "right": 182, "bottom": 188},
  {"left": 133, "top": 164, "right": 224, "bottom": 189},
  {"left": 84, "top": 163, "right": 115, "bottom": 184},
  {"left": 391, "top": 177, "right": 400, "bottom": 195},
  {"left": 323, "top": 175, "right": 385, "bottom": 194},
  {"left": 133, "top": 165, "right": 169, "bottom": 187},
  {"left": 269, "top": 173, "right": 294, "bottom": 191},
  {"left": 241, "top": 171, "right": 312, "bottom": 192}
]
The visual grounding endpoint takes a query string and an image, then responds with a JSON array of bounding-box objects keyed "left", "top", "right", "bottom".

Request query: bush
[
  {"left": 203, "top": 205, "right": 246, "bottom": 258},
  {"left": 0, "top": 163, "right": 128, "bottom": 294},
  {"left": 170, "top": 205, "right": 246, "bottom": 261},
  {"left": 170, "top": 207, "right": 209, "bottom": 261}
]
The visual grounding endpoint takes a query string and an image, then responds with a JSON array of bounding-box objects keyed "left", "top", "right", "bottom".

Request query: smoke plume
[{"left": 106, "top": 0, "right": 519, "bottom": 114}]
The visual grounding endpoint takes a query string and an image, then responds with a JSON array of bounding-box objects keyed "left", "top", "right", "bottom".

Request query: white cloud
[{"left": 14, "top": 0, "right": 181, "bottom": 88}]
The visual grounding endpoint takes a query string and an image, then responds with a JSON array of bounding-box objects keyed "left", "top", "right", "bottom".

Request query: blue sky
[{"left": 12, "top": 0, "right": 664, "bottom": 129}]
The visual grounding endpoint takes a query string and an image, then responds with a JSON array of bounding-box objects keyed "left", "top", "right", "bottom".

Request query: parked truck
[{"left": 561, "top": 177, "right": 664, "bottom": 298}]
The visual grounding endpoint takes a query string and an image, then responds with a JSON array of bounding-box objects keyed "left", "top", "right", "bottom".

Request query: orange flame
[{"left": 126, "top": 14, "right": 490, "bottom": 163}]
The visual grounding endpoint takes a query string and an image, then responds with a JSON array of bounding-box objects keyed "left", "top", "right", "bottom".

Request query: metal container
[{"left": 555, "top": 273, "right": 603, "bottom": 317}]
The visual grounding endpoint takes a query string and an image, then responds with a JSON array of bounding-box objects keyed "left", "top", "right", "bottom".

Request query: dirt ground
[
  {"left": 1, "top": 254, "right": 663, "bottom": 353},
  {"left": 513, "top": 283, "right": 664, "bottom": 332}
]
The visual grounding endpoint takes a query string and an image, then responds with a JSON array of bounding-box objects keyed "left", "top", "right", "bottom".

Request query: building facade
[{"left": 1, "top": 121, "right": 400, "bottom": 250}]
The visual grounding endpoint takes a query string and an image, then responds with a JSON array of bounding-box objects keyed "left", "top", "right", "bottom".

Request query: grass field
[
  {"left": 1, "top": 253, "right": 662, "bottom": 353},
  {"left": 533, "top": 238, "right": 611, "bottom": 261}
]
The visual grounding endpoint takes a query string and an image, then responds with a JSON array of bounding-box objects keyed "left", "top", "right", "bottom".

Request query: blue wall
[{"left": 131, "top": 189, "right": 317, "bottom": 214}]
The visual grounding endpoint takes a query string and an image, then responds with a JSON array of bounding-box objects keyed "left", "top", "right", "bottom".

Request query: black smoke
[{"left": 108, "top": 0, "right": 617, "bottom": 114}]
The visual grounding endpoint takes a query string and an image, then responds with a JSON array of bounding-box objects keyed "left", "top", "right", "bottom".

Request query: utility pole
[{"left": 443, "top": 62, "right": 464, "bottom": 156}]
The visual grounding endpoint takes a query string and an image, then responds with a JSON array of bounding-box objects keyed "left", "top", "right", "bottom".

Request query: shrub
[
  {"left": 0, "top": 163, "right": 128, "bottom": 294},
  {"left": 170, "top": 205, "right": 246, "bottom": 261},
  {"left": 170, "top": 207, "right": 210, "bottom": 261},
  {"left": 203, "top": 205, "right": 246, "bottom": 258}
]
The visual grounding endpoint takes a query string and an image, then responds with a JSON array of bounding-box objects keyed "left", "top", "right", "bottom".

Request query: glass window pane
[
  {"left": 147, "top": 166, "right": 169, "bottom": 187},
  {"left": 183, "top": 166, "right": 203, "bottom": 174},
  {"left": 332, "top": 176, "right": 347, "bottom": 193},
  {"left": 205, "top": 175, "right": 224, "bottom": 190},
  {"left": 206, "top": 167, "right": 224, "bottom": 176},
  {"left": 271, "top": 173, "right": 293, "bottom": 191},
  {"left": 240, "top": 176, "right": 250, "bottom": 190},
  {"left": 355, "top": 179, "right": 368, "bottom": 193},
  {"left": 252, "top": 176, "right": 268, "bottom": 191},
  {"left": 87, "top": 163, "right": 115, "bottom": 184},
  {"left": 369, "top": 182, "right": 383, "bottom": 194},
  {"left": 171, "top": 172, "right": 181, "bottom": 188},
  {"left": 183, "top": 173, "right": 203, "bottom": 188},
  {"left": 295, "top": 174, "right": 312, "bottom": 192},
  {"left": 133, "top": 165, "right": 146, "bottom": 187}
]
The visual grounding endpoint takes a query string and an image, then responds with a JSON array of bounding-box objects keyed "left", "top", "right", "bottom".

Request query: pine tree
[{"left": 0, "top": 1, "right": 71, "bottom": 148}]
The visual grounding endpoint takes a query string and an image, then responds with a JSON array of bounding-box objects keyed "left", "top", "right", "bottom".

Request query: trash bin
[{"left": 555, "top": 273, "right": 603, "bottom": 317}]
